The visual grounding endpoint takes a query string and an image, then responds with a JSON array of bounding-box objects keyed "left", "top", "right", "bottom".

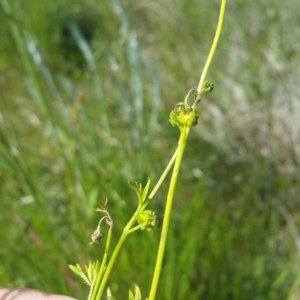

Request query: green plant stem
[
  {"left": 197, "top": 0, "right": 227, "bottom": 94},
  {"left": 95, "top": 204, "right": 143, "bottom": 300},
  {"left": 149, "top": 126, "right": 190, "bottom": 300},
  {"left": 127, "top": 225, "right": 143, "bottom": 234},
  {"left": 90, "top": 227, "right": 113, "bottom": 300},
  {"left": 148, "top": 148, "right": 178, "bottom": 200},
  {"left": 95, "top": 230, "right": 129, "bottom": 300},
  {"left": 92, "top": 148, "right": 178, "bottom": 299}
]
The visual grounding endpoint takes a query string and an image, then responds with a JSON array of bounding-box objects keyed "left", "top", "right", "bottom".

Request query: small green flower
[{"left": 137, "top": 210, "right": 158, "bottom": 231}]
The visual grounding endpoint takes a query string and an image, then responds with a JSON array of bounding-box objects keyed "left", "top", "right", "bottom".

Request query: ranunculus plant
[{"left": 70, "top": 1, "right": 227, "bottom": 299}]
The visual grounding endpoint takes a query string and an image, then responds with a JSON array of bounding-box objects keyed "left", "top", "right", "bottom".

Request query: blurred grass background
[{"left": 1, "top": 0, "right": 300, "bottom": 299}]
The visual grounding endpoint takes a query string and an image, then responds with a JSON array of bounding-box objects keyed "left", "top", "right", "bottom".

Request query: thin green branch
[
  {"left": 127, "top": 225, "right": 143, "bottom": 234},
  {"left": 148, "top": 148, "right": 178, "bottom": 200},
  {"left": 197, "top": 0, "right": 227, "bottom": 94},
  {"left": 94, "top": 201, "right": 143, "bottom": 299},
  {"left": 91, "top": 227, "right": 113, "bottom": 300},
  {"left": 95, "top": 230, "right": 129, "bottom": 300}
]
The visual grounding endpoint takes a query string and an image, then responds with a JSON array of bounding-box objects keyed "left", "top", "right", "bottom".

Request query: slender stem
[
  {"left": 91, "top": 227, "right": 113, "bottom": 300},
  {"left": 95, "top": 203, "right": 142, "bottom": 299},
  {"left": 149, "top": 126, "right": 190, "bottom": 300},
  {"left": 92, "top": 148, "right": 178, "bottom": 298},
  {"left": 95, "top": 230, "right": 129, "bottom": 300},
  {"left": 148, "top": 148, "right": 178, "bottom": 200},
  {"left": 88, "top": 283, "right": 93, "bottom": 300},
  {"left": 127, "top": 225, "right": 143, "bottom": 234},
  {"left": 197, "top": 0, "right": 227, "bottom": 94}
]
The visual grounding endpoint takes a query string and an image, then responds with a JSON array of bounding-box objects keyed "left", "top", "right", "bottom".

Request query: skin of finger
[{"left": 0, "top": 288, "right": 77, "bottom": 300}]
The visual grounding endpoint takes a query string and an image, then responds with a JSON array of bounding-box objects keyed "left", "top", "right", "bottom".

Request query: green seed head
[
  {"left": 137, "top": 210, "right": 158, "bottom": 231},
  {"left": 170, "top": 103, "right": 199, "bottom": 128}
]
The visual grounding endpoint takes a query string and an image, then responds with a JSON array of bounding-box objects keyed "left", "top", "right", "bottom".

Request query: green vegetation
[{"left": 1, "top": 0, "right": 300, "bottom": 299}]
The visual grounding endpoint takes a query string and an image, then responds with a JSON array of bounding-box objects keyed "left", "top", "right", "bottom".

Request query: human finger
[{"left": 0, "top": 288, "right": 77, "bottom": 300}]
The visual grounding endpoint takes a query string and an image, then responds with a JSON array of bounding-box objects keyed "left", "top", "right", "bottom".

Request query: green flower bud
[
  {"left": 203, "top": 80, "right": 214, "bottom": 93},
  {"left": 137, "top": 210, "right": 158, "bottom": 231}
]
